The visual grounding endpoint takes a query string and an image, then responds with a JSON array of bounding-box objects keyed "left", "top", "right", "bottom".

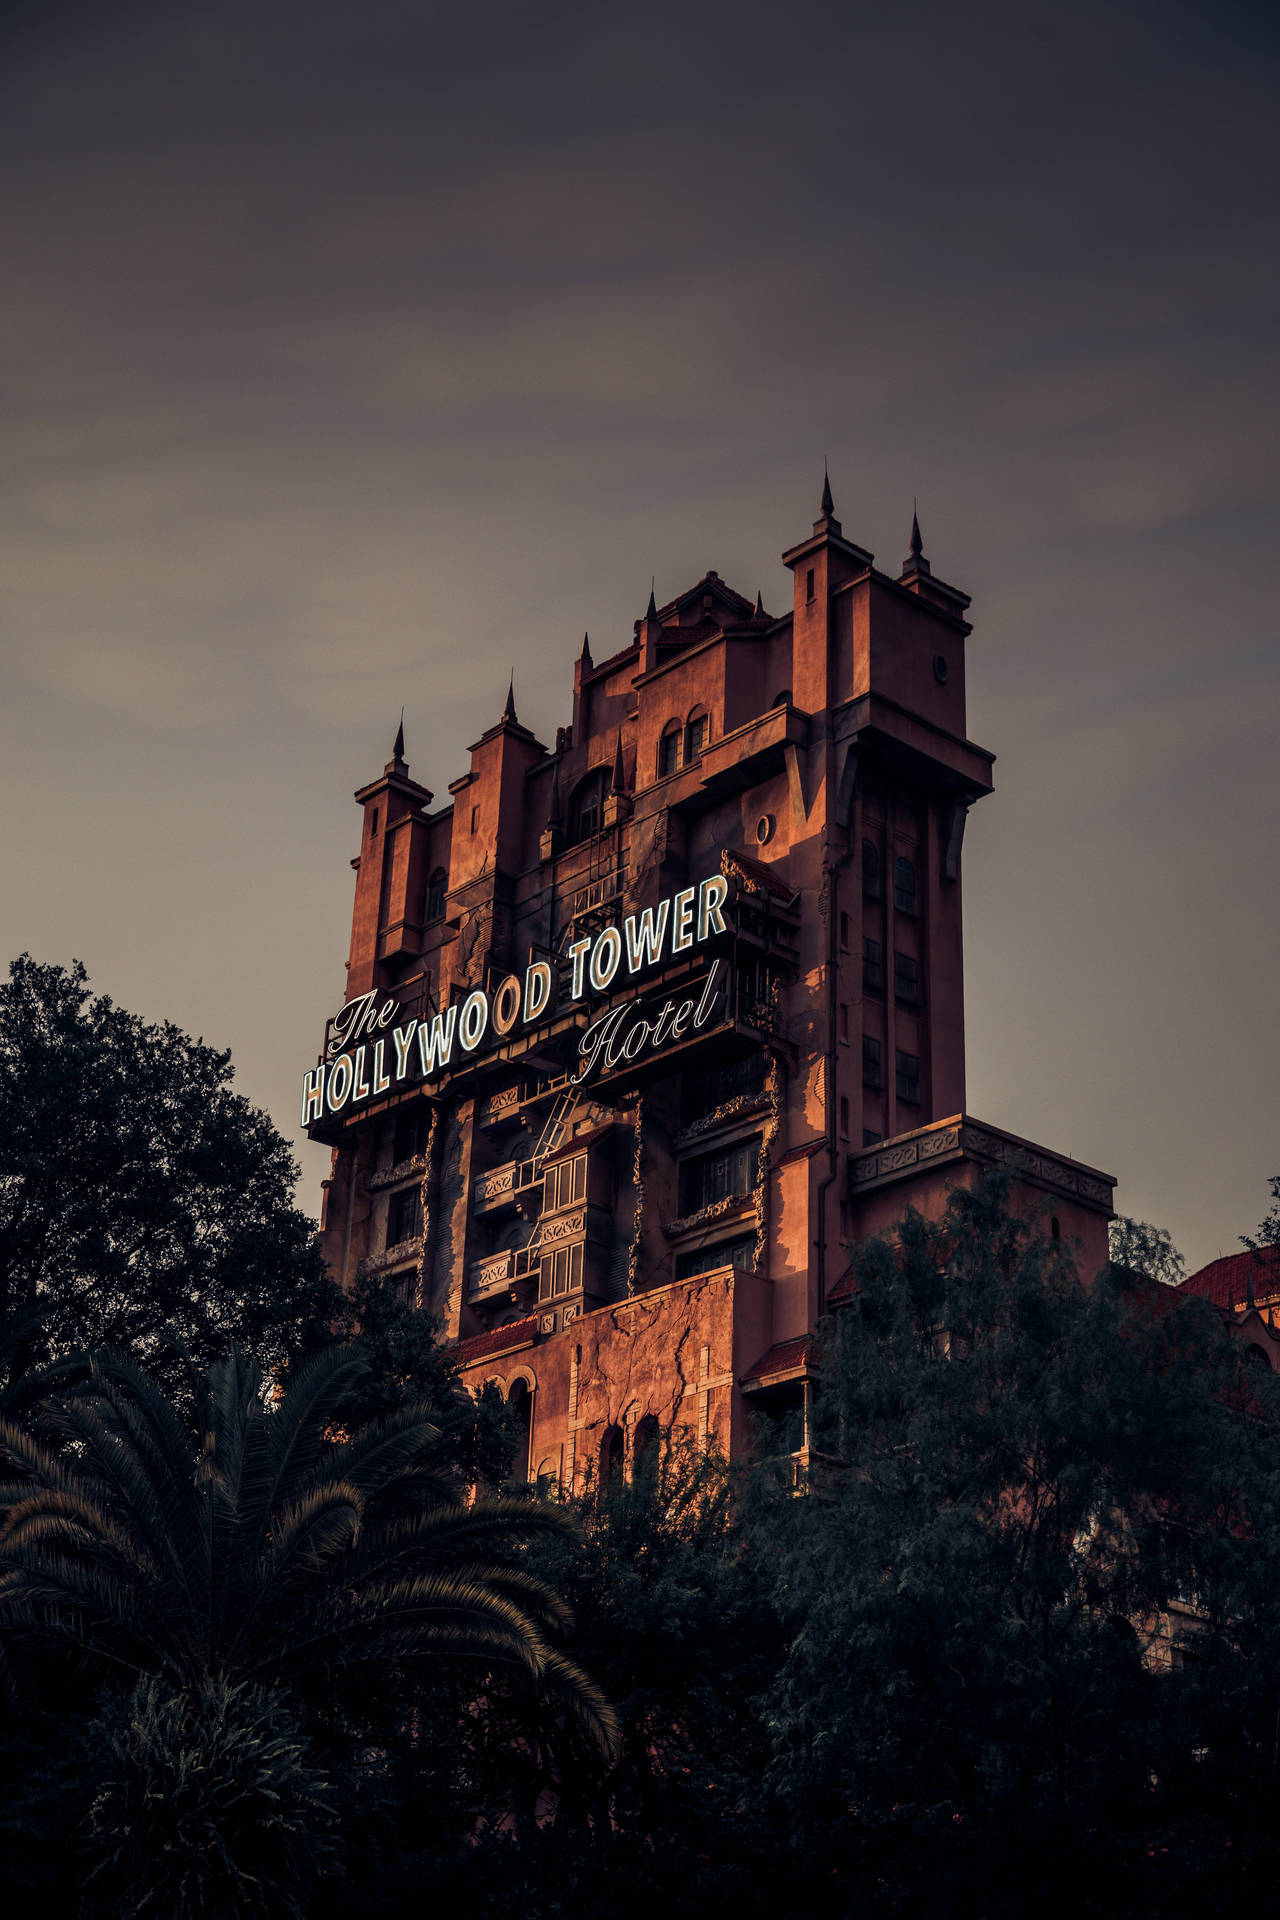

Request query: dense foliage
[
  {"left": 0, "top": 956, "right": 338, "bottom": 1390},
  {"left": 3, "top": 959, "right": 1280, "bottom": 1913}
]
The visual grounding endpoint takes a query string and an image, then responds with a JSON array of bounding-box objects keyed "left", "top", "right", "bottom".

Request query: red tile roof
[
  {"left": 741, "top": 1335, "right": 814, "bottom": 1384},
  {"left": 452, "top": 1315, "right": 539, "bottom": 1368},
  {"left": 825, "top": 1266, "right": 859, "bottom": 1306},
  {"left": 1180, "top": 1246, "right": 1280, "bottom": 1311}
]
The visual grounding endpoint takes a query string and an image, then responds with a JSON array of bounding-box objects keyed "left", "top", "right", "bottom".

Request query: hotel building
[{"left": 303, "top": 481, "right": 1117, "bottom": 1484}]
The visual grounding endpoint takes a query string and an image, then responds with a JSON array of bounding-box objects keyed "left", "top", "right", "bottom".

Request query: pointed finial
[
  {"left": 820, "top": 462, "right": 834, "bottom": 519},
  {"left": 579, "top": 630, "right": 593, "bottom": 669},
  {"left": 503, "top": 676, "right": 517, "bottom": 722},
  {"left": 392, "top": 709, "right": 405, "bottom": 761},
  {"left": 610, "top": 729, "right": 626, "bottom": 796},
  {"left": 646, "top": 578, "right": 658, "bottom": 620},
  {"left": 903, "top": 499, "right": 930, "bottom": 576},
  {"left": 753, "top": 588, "right": 766, "bottom": 618}
]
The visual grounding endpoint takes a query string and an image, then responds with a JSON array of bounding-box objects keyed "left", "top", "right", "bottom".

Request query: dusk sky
[{"left": 2, "top": 0, "right": 1276, "bottom": 1273}]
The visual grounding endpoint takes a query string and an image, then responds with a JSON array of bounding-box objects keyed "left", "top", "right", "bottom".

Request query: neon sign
[{"left": 302, "top": 874, "right": 730, "bottom": 1125}]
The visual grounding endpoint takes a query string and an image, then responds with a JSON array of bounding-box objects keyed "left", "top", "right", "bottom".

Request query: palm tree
[{"left": 0, "top": 1345, "right": 618, "bottom": 1757}]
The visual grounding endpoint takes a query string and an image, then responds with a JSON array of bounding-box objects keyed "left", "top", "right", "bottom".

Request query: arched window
[
  {"left": 684, "top": 706, "right": 709, "bottom": 763},
  {"left": 507, "top": 1376, "right": 533, "bottom": 1482},
  {"left": 861, "top": 840, "right": 882, "bottom": 901},
  {"left": 893, "top": 856, "right": 917, "bottom": 916},
  {"left": 570, "top": 770, "right": 607, "bottom": 843},
  {"left": 633, "top": 1414, "right": 660, "bottom": 1484},
  {"left": 658, "top": 720, "right": 682, "bottom": 778},
  {"left": 600, "top": 1424, "right": 624, "bottom": 1488},
  {"left": 772, "top": 688, "right": 792, "bottom": 709},
  {"left": 426, "top": 868, "right": 447, "bottom": 921}
]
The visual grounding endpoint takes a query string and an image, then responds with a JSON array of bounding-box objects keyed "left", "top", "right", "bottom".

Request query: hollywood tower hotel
[{"left": 303, "top": 480, "right": 1116, "bottom": 1484}]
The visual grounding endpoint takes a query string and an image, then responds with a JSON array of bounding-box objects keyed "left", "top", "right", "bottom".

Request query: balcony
[
  {"left": 468, "top": 1250, "right": 515, "bottom": 1300},
  {"left": 472, "top": 1158, "right": 542, "bottom": 1216},
  {"left": 356, "top": 1238, "right": 420, "bottom": 1279},
  {"left": 479, "top": 1083, "right": 539, "bottom": 1130}
]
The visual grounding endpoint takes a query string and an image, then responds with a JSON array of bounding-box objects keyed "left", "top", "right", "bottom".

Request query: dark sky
[{"left": 2, "top": 0, "right": 1276, "bottom": 1271}]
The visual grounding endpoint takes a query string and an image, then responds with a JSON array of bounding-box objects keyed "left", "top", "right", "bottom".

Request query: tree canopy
[{"left": 0, "top": 955, "right": 339, "bottom": 1387}]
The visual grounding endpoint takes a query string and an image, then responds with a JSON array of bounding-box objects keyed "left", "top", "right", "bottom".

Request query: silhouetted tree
[{"left": 0, "top": 955, "right": 338, "bottom": 1388}]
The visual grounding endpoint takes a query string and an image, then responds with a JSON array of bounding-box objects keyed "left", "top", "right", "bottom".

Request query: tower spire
[
  {"left": 579, "top": 631, "right": 593, "bottom": 670},
  {"left": 503, "top": 676, "right": 517, "bottom": 723},
  {"left": 820, "top": 463, "right": 835, "bottom": 520},
  {"left": 392, "top": 709, "right": 405, "bottom": 762},
  {"left": 646, "top": 579, "right": 658, "bottom": 620},
  {"left": 903, "top": 501, "right": 931, "bottom": 576}
]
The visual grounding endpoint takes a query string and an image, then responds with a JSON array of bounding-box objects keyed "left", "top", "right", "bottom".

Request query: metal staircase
[{"left": 509, "top": 1084, "right": 580, "bottom": 1283}]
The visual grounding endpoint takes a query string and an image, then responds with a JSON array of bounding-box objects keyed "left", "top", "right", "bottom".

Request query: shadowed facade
[{"left": 305, "top": 481, "right": 1116, "bottom": 1484}]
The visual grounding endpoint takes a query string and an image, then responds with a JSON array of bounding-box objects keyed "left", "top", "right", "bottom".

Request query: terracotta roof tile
[
  {"left": 741, "top": 1335, "right": 813, "bottom": 1384},
  {"left": 1181, "top": 1247, "right": 1280, "bottom": 1310},
  {"left": 453, "top": 1315, "right": 539, "bottom": 1368}
]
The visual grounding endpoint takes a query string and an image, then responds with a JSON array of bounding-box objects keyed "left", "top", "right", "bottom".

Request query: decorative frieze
[
  {"left": 356, "top": 1238, "right": 420, "bottom": 1278},
  {"left": 849, "top": 1116, "right": 1114, "bottom": 1213},
  {"left": 367, "top": 1152, "right": 426, "bottom": 1193}
]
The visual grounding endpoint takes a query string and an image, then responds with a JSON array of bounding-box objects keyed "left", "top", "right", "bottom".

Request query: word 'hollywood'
[{"left": 301, "top": 874, "right": 730, "bottom": 1123}]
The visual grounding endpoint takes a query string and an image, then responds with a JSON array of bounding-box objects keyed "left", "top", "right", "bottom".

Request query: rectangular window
[
  {"left": 674, "top": 1234, "right": 756, "bottom": 1282},
  {"left": 861, "top": 841, "right": 882, "bottom": 901},
  {"left": 862, "top": 937, "right": 883, "bottom": 992},
  {"left": 862, "top": 1035, "right": 882, "bottom": 1089},
  {"left": 839, "top": 1095, "right": 849, "bottom": 1138},
  {"left": 839, "top": 1002, "right": 850, "bottom": 1044},
  {"left": 470, "top": 807, "right": 478, "bottom": 833},
  {"left": 539, "top": 1240, "right": 584, "bottom": 1302},
  {"left": 839, "top": 910, "right": 850, "bottom": 949},
  {"left": 681, "top": 1051, "right": 766, "bottom": 1125},
  {"left": 894, "top": 951, "right": 920, "bottom": 1003},
  {"left": 896, "top": 1050, "right": 920, "bottom": 1103},
  {"left": 387, "top": 1185, "right": 423, "bottom": 1249},
  {"left": 862, "top": 1129, "right": 882, "bottom": 1147},
  {"left": 679, "top": 1136, "right": 760, "bottom": 1214},
  {"left": 545, "top": 1153, "right": 587, "bottom": 1213},
  {"left": 805, "top": 567, "right": 815, "bottom": 602},
  {"left": 393, "top": 1109, "right": 428, "bottom": 1166}
]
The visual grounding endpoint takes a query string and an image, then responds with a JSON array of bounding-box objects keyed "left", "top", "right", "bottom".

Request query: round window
[
  {"left": 756, "top": 814, "right": 775, "bottom": 845},
  {"left": 933, "top": 654, "right": 949, "bottom": 683}
]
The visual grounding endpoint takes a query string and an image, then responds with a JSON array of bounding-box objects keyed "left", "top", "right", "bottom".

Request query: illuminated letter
[
  {"left": 327, "top": 991, "right": 374, "bottom": 1059},
  {"left": 570, "top": 1004, "right": 627, "bottom": 1086},
  {"left": 623, "top": 900, "right": 669, "bottom": 973},
  {"left": 589, "top": 926, "right": 622, "bottom": 992},
  {"left": 352, "top": 1046, "right": 371, "bottom": 1103},
  {"left": 459, "top": 988, "right": 489, "bottom": 1053},
  {"left": 524, "top": 960, "right": 554, "bottom": 1024},
  {"left": 697, "top": 874, "right": 729, "bottom": 942},
  {"left": 492, "top": 974, "right": 522, "bottom": 1037},
  {"left": 416, "top": 1005, "right": 458, "bottom": 1078},
  {"left": 300, "top": 1065, "right": 325, "bottom": 1126},
  {"left": 391, "top": 1022, "right": 418, "bottom": 1079},
  {"left": 693, "top": 957, "right": 723, "bottom": 1029},
  {"left": 568, "top": 937, "right": 592, "bottom": 1000},
  {"left": 326, "top": 1054, "right": 354, "bottom": 1113},
  {"left": 372, "top": 1039, "right": 390, "bottom": 1096},
  {"left": 671, "top": 887, "right": 695, "bottom": 952}
]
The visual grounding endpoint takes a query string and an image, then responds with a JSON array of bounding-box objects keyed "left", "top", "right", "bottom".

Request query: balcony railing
[{"left": 471, "top": 1158, "right": 542, "bottom": 1213}]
